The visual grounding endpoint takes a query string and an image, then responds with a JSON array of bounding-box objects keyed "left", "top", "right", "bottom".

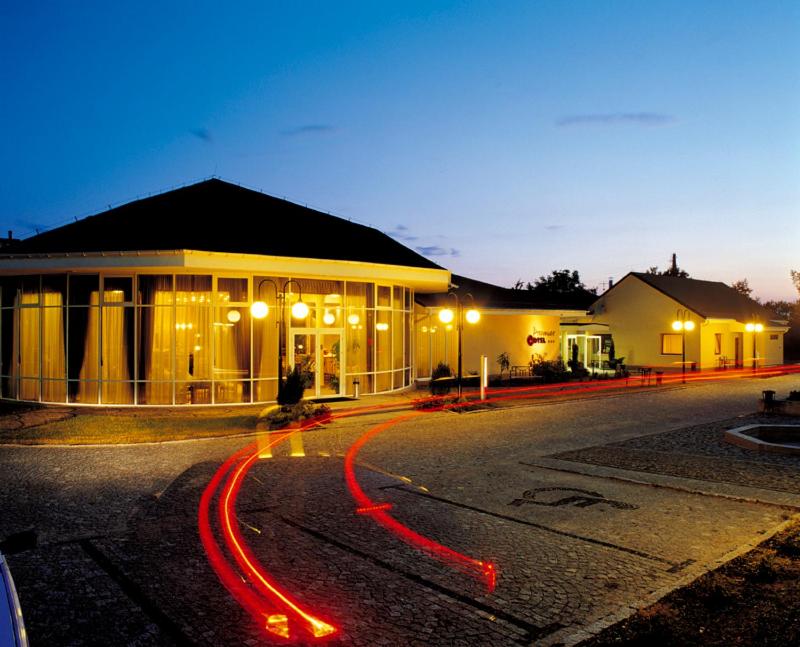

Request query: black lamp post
[
  {"left": 438, "top": 292, "right": 480, "bottom": 399},
  {"left": 672, "top": 308, "right": 695, "bottom": 384},
  {"left": 251, "top": 279, "right": 308, "bottom": 392},
  {"left": 745, "top": 320, "right": 764, "bottom": 373}
]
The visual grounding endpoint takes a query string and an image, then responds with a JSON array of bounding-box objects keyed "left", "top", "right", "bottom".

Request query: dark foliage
[
  {"left": 646, "top": 253, "right": 689, "bottom": 278},
  {"left": 277, "top": 365, "right": 305, "bottom": 405},
  {"left": 528, "top": 269, "right": 596, "bottom": 295},
  {"left": 430, "top": 362, "right": 453, "bottom": 395},
  {"left": 530, "top": 355, "right": 569, "bottom": 383}
]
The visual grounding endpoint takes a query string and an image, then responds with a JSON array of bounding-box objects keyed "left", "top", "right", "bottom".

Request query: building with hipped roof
[
  {"left": 0, "top": 178, "right": 448, "bottom": 405},
  {"left": 562, "top": 272, "right": 788, "bottom": 372},
  {"left": 0, "top": 178, "right": 788, "bottom": 406},
  {"left": 415, "top": 274, "right": 595, "bottom": 378}
]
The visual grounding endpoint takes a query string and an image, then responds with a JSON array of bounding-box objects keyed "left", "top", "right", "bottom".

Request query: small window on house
[
  {"left": 661, "top": 333, "right": 683, "bottom": 355},
  {"left": 714, "top": 333, "right": 722, "bottom": 355},
  {"left": 770, "top": 334, "right": 778, "bottom": 341},
  {"left": 376, "top": 285, "right": 391, "bottom": 308}
]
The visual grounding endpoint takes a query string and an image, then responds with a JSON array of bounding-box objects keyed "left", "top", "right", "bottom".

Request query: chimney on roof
[
  {"left": 7, "top": 231, "right": 11, "bottom": 241},
  {"left": 608, "top": 277, "right": 614, "bottom": 289},
  {"left": 671, "top": 253, "right": 678, "bottom": 274}
]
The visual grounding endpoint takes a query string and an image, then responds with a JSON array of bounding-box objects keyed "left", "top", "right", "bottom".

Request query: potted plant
[
  {"left": 497, "top": 352, "right": 510, "bottom": 382},
  {"left": 430, "top": 362, "right": 453, "bottom": 396}
]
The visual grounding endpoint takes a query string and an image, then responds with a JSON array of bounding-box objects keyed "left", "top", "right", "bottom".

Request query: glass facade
[
  {"left": 0, "top": 273, "right": 414, "bottom": 405},
  {"left": 414, "top": 305, "right": 458, "bottom": 379}
]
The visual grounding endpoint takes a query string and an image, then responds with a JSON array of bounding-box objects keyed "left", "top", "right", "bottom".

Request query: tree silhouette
[
  {"left": 731, "top": 279, "right": 753, "bottom": 298},
  {"left": 646, "top": 253, "right": 689, "bottom": 278}
]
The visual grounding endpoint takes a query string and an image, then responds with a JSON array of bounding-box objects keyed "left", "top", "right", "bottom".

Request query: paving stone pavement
[
  {"left": 551, "top": 413, "right": 800, "bottom": 494},
  {"left": 0, "top": 373, "right": 798, "bottom": 645}
]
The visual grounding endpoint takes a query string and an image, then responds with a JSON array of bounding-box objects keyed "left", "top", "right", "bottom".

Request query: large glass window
[
  {"left": 175, "top": 275, "right": 212, "bottom": 404},
  {"left": 214, "top": 306, "right": 250, "bottom": 403},
  {"left": 214, "top": 277, "right": 250, "bottom": 403},
  {"left": 100, "top": 278, "right": 134, "bottom": 404},
  {"left": 0, "top": 272, "right": 415, "bottom": 404},
  {"left": 41, "top": 279, "right": 66, "bottom": 402},
  {"left": 138, "top": 275, "right": 173, "bottom": 404},
  {"left": 375, "top": 309, "right": 392, "bottom": 392},
  {"left": 253, "top": 276, "right": 281, "bottom": 402},
  {"left": 1, "top": 308, "right": 13, "bottom": 398}
]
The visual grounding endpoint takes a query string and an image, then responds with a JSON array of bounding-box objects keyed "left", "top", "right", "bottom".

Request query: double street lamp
[
  {"left": 745, "top": 321, "right": 764, "bottom": 373},
  {"left": 438, "top": 292, "right": 480, "bottom": 398},
  {"left": 250, "top": 279, "right": 309, "bottom": 391},
  {"left": 672, "top": 309, "right": 695, "bottom": 384}
]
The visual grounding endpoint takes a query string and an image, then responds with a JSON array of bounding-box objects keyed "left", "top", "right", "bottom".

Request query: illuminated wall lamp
[
  {"left": 671, "top": 320, "right": 695, "bottom": 331},
  {"left": 291, "top": 300, "right": 309, "bottom": 319},
  {"left": 250, "top": 300, "right": 268, "bottom": 319}
]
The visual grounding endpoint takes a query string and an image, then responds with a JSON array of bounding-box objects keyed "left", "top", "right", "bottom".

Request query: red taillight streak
[
  {"left": 201, "top": 361, "right": 798, "bottom": 636},
  {"left": 198, "top": 443, "right": 279, "bottom": 628},
  {"left": 355, "top": 503, "right": 394, "bottom": 514},
  {"left": 341, "top": 363, "right": 800, "bottom": 592},
  {"left": 218, "top": 428, "right": 338, "bottom": 639},
  {"left": 343, "top": 412, "right": 496, "bottom": 591}
]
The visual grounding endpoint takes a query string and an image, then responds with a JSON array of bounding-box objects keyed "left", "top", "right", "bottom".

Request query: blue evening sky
[{"left": 2, "top": 1, "right": 798, "bottom": 299}]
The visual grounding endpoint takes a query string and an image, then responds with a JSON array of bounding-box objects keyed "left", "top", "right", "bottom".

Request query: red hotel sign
[{"left": 527, "top": 329, "right": 556, "bottom": 346}]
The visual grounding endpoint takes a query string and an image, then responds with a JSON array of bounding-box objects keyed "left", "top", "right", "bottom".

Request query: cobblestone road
[{"left": 0, "top": 374, "right": 798, "bottom": 645}]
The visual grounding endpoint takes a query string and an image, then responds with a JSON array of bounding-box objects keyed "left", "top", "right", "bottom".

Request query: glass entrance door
[
  {"left": 290, "top": 330, "right": 343, "bottom": 398},
  {"left": 564, "top": 334, "right": 602, "bottom": 371},
  {"left": 291, "top": 331, "right": 316, "bottom": 395},
  {"left": 319, "top": 334, "right": 342, "bottom": 396}
]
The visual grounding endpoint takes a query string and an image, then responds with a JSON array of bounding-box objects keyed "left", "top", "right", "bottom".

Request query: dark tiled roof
[
  {"left": 6, "top": 179, "right": 442, "bottom": 270},
  {"left": 415, "top": 274, "right": 596, "bottom": 310},
  {"left": 621, "top": 272, "right": 783, "bottom": 323}
]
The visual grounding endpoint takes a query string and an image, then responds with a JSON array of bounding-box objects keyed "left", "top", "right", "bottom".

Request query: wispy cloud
[
  {"left": 416, "top": 245, "right": 460, "bottom": 258},
  {"left": 386, "top": 224, "right": 418, "bottom": 242},
  {"left": 190, "top": 127, "right": 213, "bottom": 142},
  {"left": 281, "top": 124, "right": 336, "bottom": 137},
  {"left": 556, "top": 113, "right": 675, "bottom": 127},
  {"left": 544, "top": 224, "right": 565, "bottom": 231}
]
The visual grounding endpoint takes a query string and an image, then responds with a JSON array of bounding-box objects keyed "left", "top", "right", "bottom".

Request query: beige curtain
[
  {"left": 41, "top": 292, "right": 66, "bottom": 401},
  {"left": 296, "top": 279, "right": 341, "bottom": 295},
  {"left": 10, "top": 291, "right": 66, "bottom": 401},
  {"left": 77, "top": 294, "right": 100, "bottom": 402},
  {"left": 101, "top": 290, "right": 132, "bottom": 403},
  {"left": 253, "top": 311, "right": 278, "bottom": 402},
  {"left": 12, "top": 293, "right": 40, "bottom": 400},
  {"left": 345, "top": 286, "right": 368, "bottom": 376},
  {"left": 175, "top": 290, "right": 211, "bottom": 404},
  {"left": 213, "top": 302, "right": 248, "bottom": 402},
  {"left": 255, "top": 314, "right": 278, "bottom": 379},
  {"left": 79, "top": 291, "right": 132, "bottom": 403},
  {"left": 143, "top": 291, "right": 173, "bottom": 404}
]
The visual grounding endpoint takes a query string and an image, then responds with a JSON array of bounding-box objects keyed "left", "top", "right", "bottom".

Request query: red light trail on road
[
  {"left": 199, "top": 425, "right": 338, "bottom": 641},
  {"left": 343, "top": 412, "right": 498, "bottom": 591},
  {"left": 355, "top": 503, "right": 394, "bottom": 514},
  {"left": 199, "top": 364, "right": 799, "bottom": 641}
]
